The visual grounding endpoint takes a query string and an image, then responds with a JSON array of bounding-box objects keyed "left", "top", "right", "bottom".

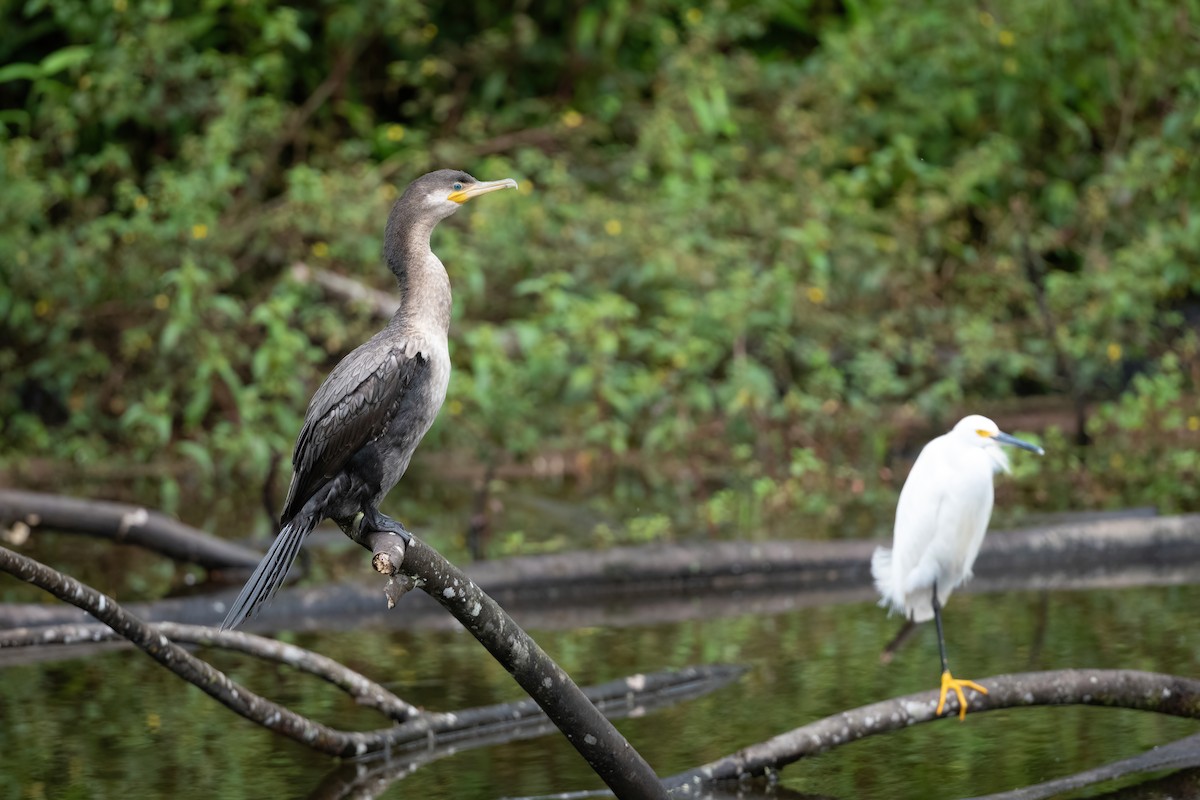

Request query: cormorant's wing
[{"left": 280, "top": 336, "right": 430, "bottom": 524}]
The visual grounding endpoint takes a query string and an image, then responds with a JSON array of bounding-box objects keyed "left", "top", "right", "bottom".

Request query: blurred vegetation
[{"left": 2, "top": 0, "right": 1199, "bottom": 540}]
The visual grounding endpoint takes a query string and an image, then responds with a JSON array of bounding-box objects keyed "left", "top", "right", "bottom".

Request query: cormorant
[{"left": 220, "top": 169, "right": 517, "bottom": 630}]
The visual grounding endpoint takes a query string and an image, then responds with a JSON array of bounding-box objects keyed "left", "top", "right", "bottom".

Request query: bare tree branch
[
  {"left": 307, "top": 664, "right": 756, "bottom": 800},
  {"left": 0, "top": 621, "right": 420, "bottom": 722},
  {"left": 663, "top": 670, "right": 1200, "bottom": 792},
  {"left": 0, "top": 541, "right": 739, "bottom": 776},
  {"left": 968, "top": 732, "right": 1200, "bottom": 800},
  {"left": 6, "top": 536, "right": 1200, "bottom": 799},
  {"left": 0, "top": 489, "right": 262, "bottom": 570},
  {"left": 0, "top": 543, "right": 385, "bottom": 755},
  {"left": 291, "top": 262, "right": 399, "bottom": 318},
  {"left": 363, "top": 530, "right": 669, "bottom": 799},
  {"left": 1, "top": 538, "right": 667, "bottom": 796}
]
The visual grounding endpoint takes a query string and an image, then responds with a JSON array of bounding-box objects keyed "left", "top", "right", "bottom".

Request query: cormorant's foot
[
  {"left": 361, "top": 509, "right": 413, "bottom": 543},
  {"left": 936, "top": 670, "right": 988, "bottom": 721}
]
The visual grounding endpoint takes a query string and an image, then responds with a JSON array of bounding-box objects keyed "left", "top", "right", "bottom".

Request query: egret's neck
[
  {"left": 986, "top": 446, "right": 1011, "bottom": 475},
  {"left": 384, "top": 209, "right": 452, "bottom": 334}
]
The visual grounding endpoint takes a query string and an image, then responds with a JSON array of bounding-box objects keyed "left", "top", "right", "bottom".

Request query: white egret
[{"left": 872, "top": 414, "right": 1044, "bottom": 720}]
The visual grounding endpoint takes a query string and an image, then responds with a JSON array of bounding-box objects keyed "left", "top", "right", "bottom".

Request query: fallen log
[
  {"left": 0, "top": 488, "right": 262, "bottom": 570},
  {"left": 1, "top": 513, "right": 1197, "bottom": 637}
]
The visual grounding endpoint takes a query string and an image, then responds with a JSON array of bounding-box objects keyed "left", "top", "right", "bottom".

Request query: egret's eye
[
  {"left": 452, "top": 182, "right": 464, "bottom": 191},
  {"left": 976, "top": 429, "right": 992, "bottom": 438}
]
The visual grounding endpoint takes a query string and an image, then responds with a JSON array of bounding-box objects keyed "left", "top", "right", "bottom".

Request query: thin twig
[{"left": 0, "top": 621, "right": 420, "bottom": 723}]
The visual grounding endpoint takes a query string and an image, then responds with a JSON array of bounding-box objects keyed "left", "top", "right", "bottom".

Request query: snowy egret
[{"left": 871, "top": 414, "right": 1044, "bottom": 720}]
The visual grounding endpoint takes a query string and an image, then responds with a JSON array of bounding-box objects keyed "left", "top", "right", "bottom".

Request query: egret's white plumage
[{"left": 872, "top": 414, "right": 1044, "bottom": 719}]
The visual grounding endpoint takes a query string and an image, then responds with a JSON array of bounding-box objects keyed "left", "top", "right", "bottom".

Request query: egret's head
[
  {"left": 397, "top": 169, "right": 519, "bottom": 224},
  {"left": 952, "top": 414, "right": 1045, "bottom": 473}
]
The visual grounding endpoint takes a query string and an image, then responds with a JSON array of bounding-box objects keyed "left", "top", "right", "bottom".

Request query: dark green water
[{"left": 2, "top": 574, "right": 1198, "bottom": 799}]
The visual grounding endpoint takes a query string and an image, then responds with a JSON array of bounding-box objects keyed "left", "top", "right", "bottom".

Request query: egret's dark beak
[
  {"left": 448, "top": 178, "right": 518, "bottom": 204},
  {"left": 994, "top": 431, "right": 1045, "bottom": 456}
]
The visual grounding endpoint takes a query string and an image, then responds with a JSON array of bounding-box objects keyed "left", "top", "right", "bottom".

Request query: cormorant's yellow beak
[{"left": 448, "top": 178, "right": 518, "bottom": 204}]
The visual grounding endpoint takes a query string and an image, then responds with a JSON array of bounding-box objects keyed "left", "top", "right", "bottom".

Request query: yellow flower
[
  {"left": 561, "top": 109, "right": 584, "bottom": 129},
  {"left": 311, "top": 241, "right": 330, "bottom": 258},
  {"left": 133, "top": 195, "right": 149, "bottom": 210},
  {"left": 806, "top": 286, "right": 826, "bottom": 304},
  {"left": 604, "top": 219, "right": 622, "bottom": 236},
  {"left": 191, "top": 223, "right": 208, "bottom": 240},
  {"left": 685, "top": 7, "right": 703, "bottom": 24},
  {"left": 146, "top": 712, "right": 161, "bottom": 732},
  {"left": 1187, "top": 416, "right": 1199, "bottom": 432},
  {"left": 113, "top": 0, "right": 126, "bottom": 10},
  {"left": 998, "top": 30, "right": 1015, "bottom": 47},
  {"left": 154, "top": 293, "right": 170, "bottom": 310},
  {"left": 447, "top": 399, "right": 464, "bottom": 416},
  {"left": 1106, "top": 342, "right": 1122, "bottom": 362},
  {"left": 420, "top": 58, "right": 438, "bottom": 77},
  {"left": 386, "top": 124, "right": 405, "bottom": 142}
]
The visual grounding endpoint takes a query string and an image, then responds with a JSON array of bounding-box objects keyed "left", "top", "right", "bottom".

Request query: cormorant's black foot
[{"left": 361, "top": 508, "right": 413, "bottom": 543}]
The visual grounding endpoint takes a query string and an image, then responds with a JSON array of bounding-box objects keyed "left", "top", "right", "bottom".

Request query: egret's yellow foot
[{"left": 936, "top": 670, "right": 988, "bottom": 721}]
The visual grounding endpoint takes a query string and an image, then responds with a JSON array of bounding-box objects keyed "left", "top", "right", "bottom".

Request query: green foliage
[{"left": 2, "top": 0, "right": 1198, "bottom": 524}]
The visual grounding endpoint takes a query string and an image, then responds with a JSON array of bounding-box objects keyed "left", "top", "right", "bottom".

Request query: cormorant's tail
[{"left": 220, "top": 510, "right": 319, "bottom": 630}]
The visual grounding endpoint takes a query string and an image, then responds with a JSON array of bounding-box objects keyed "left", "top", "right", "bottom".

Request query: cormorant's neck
[{"left": 383, "top": 203, "right": 452, "bottom": 333}]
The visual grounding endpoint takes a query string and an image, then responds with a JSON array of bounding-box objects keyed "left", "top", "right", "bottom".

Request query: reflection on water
[{"left": 2, "top": 575, "right": 1198, "bottom": 799}]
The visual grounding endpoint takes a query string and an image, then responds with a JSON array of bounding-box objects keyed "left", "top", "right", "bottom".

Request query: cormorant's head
[{"left": 401, "top": 169, "right": 518, "bottom": 223}]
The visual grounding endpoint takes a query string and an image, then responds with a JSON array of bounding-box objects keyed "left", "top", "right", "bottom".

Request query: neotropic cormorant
[{"left": 220, "top": 169, "right": 517, "bottom": 630}]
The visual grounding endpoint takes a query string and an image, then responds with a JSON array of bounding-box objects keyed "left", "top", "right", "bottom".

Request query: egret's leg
[
  {"left": 931, "top": 580, "right": 988, "bottom": 721},
  {"left": 881, "top": 619, "right": 917, "bottom": 665}
]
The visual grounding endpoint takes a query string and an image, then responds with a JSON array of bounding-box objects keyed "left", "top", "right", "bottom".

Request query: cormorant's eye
[{"left": 452, "top": 182, "right": 464, "bottom": 191}]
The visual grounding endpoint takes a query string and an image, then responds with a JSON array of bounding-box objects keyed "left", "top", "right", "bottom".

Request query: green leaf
[
  {"left": 0, "top": 63, "right": 41, "bottom": 84},
  {"left": 39, "top": 46, "right": 91, "bottom": 76}
]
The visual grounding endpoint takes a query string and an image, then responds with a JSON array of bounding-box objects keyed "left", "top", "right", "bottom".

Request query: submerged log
[{"left": 3, "top": 512, "right": 1198, "bottom": 637}]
